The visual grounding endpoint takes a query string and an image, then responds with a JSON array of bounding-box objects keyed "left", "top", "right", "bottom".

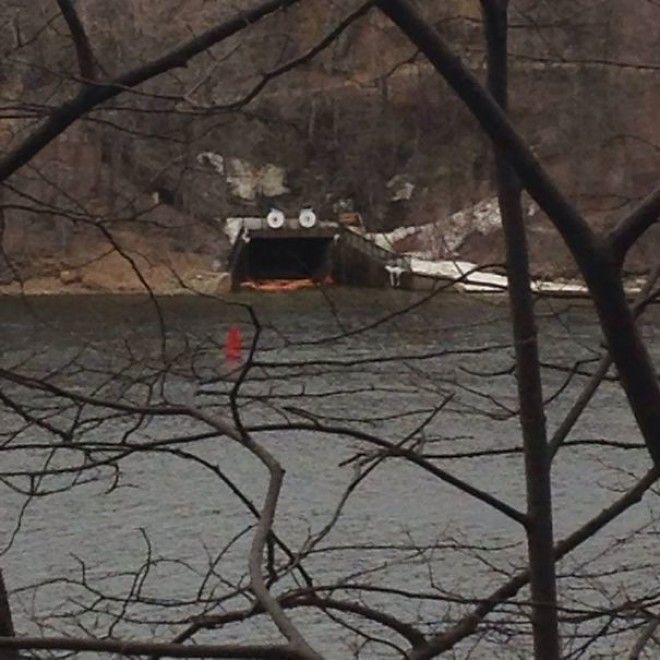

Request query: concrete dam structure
[
  {"left": 225, "top": 214, "right": 604, "bottom": 296},
  {"left": 226, "top": 213, "right": 411, "bottom": 290}
]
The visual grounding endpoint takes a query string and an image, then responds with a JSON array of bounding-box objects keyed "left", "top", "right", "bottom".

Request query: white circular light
[
  {"left": 266, "top": 209, "right": 285, "bottom": 229},
  {"left": 299, "top": 208, "right": 317, "bottom": 228}
]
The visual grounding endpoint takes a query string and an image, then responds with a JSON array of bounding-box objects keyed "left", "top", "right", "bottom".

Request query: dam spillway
[
  {"left": 225, "top": 215, "right": 626, "bottom": 297},
  {"left": 226, "top": 215, "right": 410, "bottom": 290}
]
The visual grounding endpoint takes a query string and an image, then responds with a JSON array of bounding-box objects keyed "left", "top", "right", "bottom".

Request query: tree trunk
[
  {"left": 0, "top": 570, "right": 19, "bottom": 660},
  {"left": 375, "top": 0, "right": 660, "bottom": 466},
  {"left": 481, "top": 2, "right": 560, "bottom": 658}
]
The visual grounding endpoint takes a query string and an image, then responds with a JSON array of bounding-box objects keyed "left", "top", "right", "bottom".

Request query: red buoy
[{"left": 225, "top": 326, "right": 243, "bottom": 360}]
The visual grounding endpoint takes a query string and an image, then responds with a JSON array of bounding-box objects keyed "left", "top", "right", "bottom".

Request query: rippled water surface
[{"left": 0, "top": 290, "right": 658, "bottom": 658}]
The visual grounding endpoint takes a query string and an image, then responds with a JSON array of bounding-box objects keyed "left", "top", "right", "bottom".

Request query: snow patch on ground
[
  {"left": 369, "top": 197, "right": 502, "bottom": 257},
  {"left": 224, "top": 217, "right": 264, "bottom": 243},
  {"left": 198, "top": 152, "right": 289, "bottom": 200},
  {"left": 408, "top": 257, "right": 508, "bottom": 291},
  {"left": 407, "top": 256, "right": 645, "bottom": 297},
  {"left": 444, "top": 197, "right": 502, "bottom": 253},
  {"left": 367, "top": 197, "right": 610, "bottom": 295}
]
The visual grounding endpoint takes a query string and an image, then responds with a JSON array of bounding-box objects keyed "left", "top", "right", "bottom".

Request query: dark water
[{"left": 0, "top": 290, "right": 658, "bottom": 658}]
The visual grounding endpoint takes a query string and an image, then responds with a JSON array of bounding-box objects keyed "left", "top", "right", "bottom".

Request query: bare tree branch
[
  {"left": 0, "top": 570, "right": 19, "bottom": 660},
  {"left": 375, "top": 0, "right": 660, "bottom": 467},
  {"left": 249, "top": 422, "right": 528, "bottom": 525},
  {"left": 188, "top": 408, "right": 321, "bottom": 660},
  {"left": 55, "top": 0, "right": 96, "bottom": 80},
  {"left": 609, "top": 185, "right": 660, "bottom": 264},
  {"left": 0, "top": 0, "right": 301, "bottom": 183},
  {"left": 408, "top": 467, "right": 660, "bottom": 658},
  {"left": 628, "top": 615, "right": 660, "bottom": 660},
  {"left": 0, "top": 635, "right": 307, "bottom": 658},
  {"left": 177, "top": 593, "right": 425, "bottom": 649},
  {"left": 187, "top": 0, "right": 377, "bottom": 112},
  {"left": 549, "top": 265, "right": 660, "bottom": 459}
]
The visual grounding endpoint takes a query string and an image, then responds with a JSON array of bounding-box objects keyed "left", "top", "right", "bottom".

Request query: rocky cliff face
[{"left": 0, "top": 0, "right": 658, "bottom": 286}]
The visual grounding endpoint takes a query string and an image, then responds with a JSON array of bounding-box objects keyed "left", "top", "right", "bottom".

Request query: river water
[{"left": 0, "top": 290, "right": 658, "bottom": 658}]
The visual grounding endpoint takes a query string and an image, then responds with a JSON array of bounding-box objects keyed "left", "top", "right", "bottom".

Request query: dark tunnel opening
[{"left": 244, "top": 237, "right": 332, "bottom": 280}]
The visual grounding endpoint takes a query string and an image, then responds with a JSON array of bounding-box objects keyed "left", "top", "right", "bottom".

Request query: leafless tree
[{"left": 0, "top": 1, "right": 658, "bottom": 659}]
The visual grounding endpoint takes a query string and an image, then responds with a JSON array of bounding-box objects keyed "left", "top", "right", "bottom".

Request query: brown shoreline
[{"left": 0, "top": 272, "right": 231, "bottom": 297}]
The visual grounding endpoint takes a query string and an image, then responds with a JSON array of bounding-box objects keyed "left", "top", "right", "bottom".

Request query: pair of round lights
[{"left": 266, "top": 208, "right": 317, "bottom": 229}]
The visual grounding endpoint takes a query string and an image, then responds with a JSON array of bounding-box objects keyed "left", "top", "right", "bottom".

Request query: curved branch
[
  {"left": 189, "top": 408, "right": 321, "bottom": 660},
  {"left": 181, "top": 593, "right": 425, "bottom": 649},
  {"left": 191, "top": 0, "right": 377, "bottom": 112},
  {"left": 375, "top": 0, "right": 599, "bottom": 264},
  {"left": 609, "top": 184, "right": 660, "bottom": 264},
  {"left": 249, "top": 422, "right": 529, "bottom": 526},
  {"left": 55, "top": 0, "right": 96, "bottom": 80}
]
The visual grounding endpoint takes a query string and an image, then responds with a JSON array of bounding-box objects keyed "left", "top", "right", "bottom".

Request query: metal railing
[{"left": 339, "top": 226, "right": 411, "bottom": 270}]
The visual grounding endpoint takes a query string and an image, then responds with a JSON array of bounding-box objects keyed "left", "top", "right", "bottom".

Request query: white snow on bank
[
  {"left": 408, "top": 255, "right": 590, "bottom": 294},
  {"left": 198, "top": 152, "right": 289, "bottom": 201},
  {"left": 408, "top": 256, "right": 642, "bottom": 297},
  {"left": 369, "top": 197, "right": 504, "bottom": 256},
  {"left": 532, "top": 280, "right": 589, "bottom": 295},
  {"left": 408, "top": 257, "right": 508, "bottom": 291},
  {"left": 224, "top": 217, "right": 267, "bottom": 243},
  {"left": 367, "top": 197, "right": 603, "bottom": 296},
  {"left": 443, "top": 197, "right": 503, "bottom": 253}
]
